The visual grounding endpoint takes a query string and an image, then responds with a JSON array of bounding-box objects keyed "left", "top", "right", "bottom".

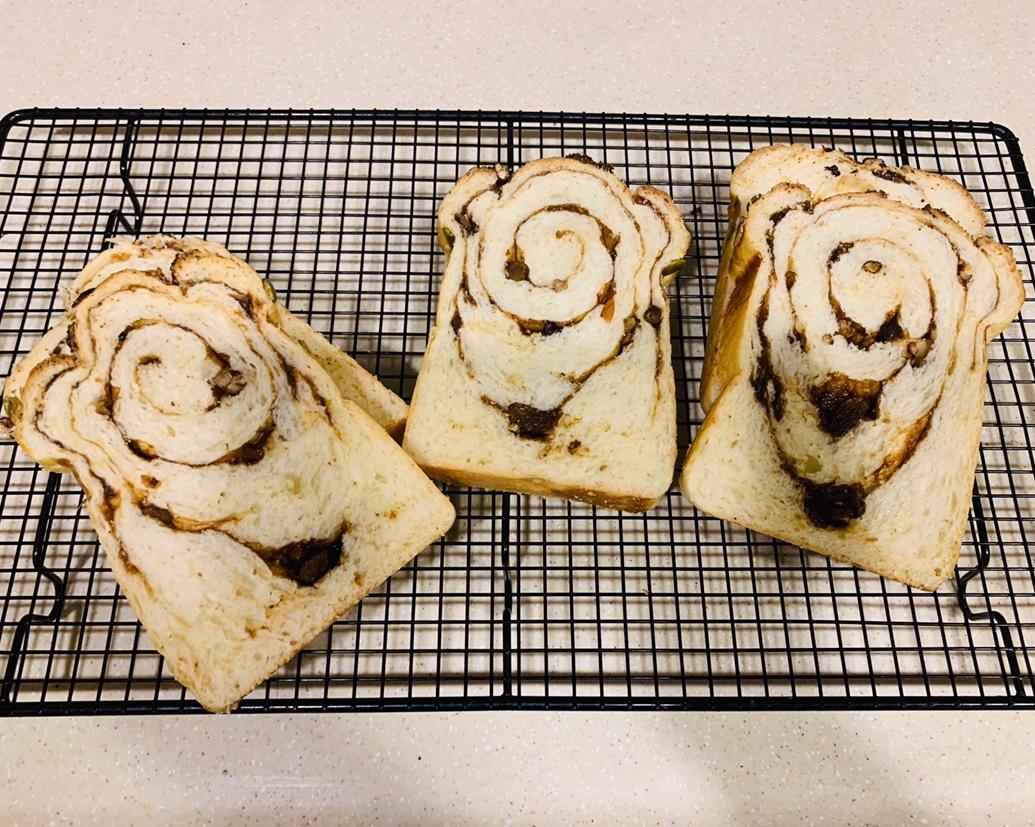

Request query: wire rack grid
[{"left": 0, "top": 109, "right": 1032, "bottom": 714}]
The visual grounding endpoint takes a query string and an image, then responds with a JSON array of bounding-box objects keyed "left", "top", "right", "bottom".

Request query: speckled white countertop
[{"left": 2, "top": 1, "right": 1035, "bottom": 824}]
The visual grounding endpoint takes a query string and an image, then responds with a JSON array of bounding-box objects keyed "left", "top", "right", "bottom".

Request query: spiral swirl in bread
[
  {"left": 3, "top": 237, "right": 453, "bottom": 710},
  {"left": 405, "top": 156, "right": 691, "bottom": 510},
  {"left": 682, "top": 146, "right": 1024, "bottom": 589}
]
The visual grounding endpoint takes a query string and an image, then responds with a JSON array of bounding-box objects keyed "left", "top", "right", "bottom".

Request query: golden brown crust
[{"left": 420, "top": 463, "right": 661, "bottom": 513}]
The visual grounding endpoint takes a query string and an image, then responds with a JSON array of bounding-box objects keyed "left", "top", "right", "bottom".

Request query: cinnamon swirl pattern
[
  {"left": 2, "top": 237, "right": 454, "bottom": 710},
  {"left": 681, "top": 146, "right": 1024, "bottom": 590},
  {"left": 405, "top": 156, "right": 691, "bottom": 511}
]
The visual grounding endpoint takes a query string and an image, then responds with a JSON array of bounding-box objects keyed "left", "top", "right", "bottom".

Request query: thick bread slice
[
  {"left": 403, "top": 157, "right": 691, "bottom": 511},
  {"left": 681, "top": 145, "right": 1024, "bottom": 590},
  {"left": 702, "top": 144, "right": 989, "bottom": 411},
  {"left": 3, "top": 239, "right": 454, "bottom": 711},
  {"left": 68, "top": 236, "right": 408, "bottom": 437},
  {"left": 269, "top": 303, "right": 407, "bottom": 440}
]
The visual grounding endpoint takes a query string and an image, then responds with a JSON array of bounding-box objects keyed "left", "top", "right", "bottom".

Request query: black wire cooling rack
[{"left": 0, "top": 109, "right": 1032, "bottom": 714}]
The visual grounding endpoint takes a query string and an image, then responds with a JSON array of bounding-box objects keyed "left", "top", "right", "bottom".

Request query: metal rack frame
[{"left": 0, "top": 108, "right": 1032, "bottom": 714}]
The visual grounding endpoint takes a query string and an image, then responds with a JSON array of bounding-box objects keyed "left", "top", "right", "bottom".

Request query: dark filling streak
[
  {"left": 751, "top": 298, "right": 784, "bottom": 421},
  {"left": 565, "top": 153, "right": 615, "bottom": 173},
  {"left": 872, "top": 405, "right": 937, "bottom": 487},
  {"left": 70, "top": 286, "right": 96, "bottom": 308},
  {"left": 127, "top": 439, "right": 158, "bottom": 460},
  {"left": 98, "top": 482, "right": 119, "bottom": 524},
  {"left": 140, "top": 497, "right": 347, "bottom": 586},
  {"left": 723, "top": 253, "right": 762, "bottom": 327},
  {"left": 644, "top": 305, "right": 663, "bottom": 327},
  {"left": 870, "top": 164, "right": 910, "bottom": 185},
  {"left": 922, "top": 204, "right": 956, "bottom": 225},
  {"left": 491, "top": 168, "right": 512, "bottom": 194},
  {"left": 875, "top": 312, "right": 904, "bottom": 343},
  {"left": 828, "top": 241, "right": 854, "bottom": 264},
  {"left": 455, "top": 209, "right": 478, "bottom": 235},
  {"left": 598, "top": 280, "right": 617, "bottom": 322},
  {"left": 214, "top": 418, "right": 276, "bottom": 466},
  {"left": 482, "top": 396, "right": 564, "bottom": 441},
  {"left": 824, "top": 164, "right": 841, "bottom": 177},
  {"left": 96, "top": 383, "right": 119, "bottom": 417},
  {"left": 810, "top": 372, "right": 883, "bottom": 438},
  {"left": 504, "top": 403, "right": 563, "bottom": 440},
  {"left": 236, "top": 294, "right": 255, "bottom": 318},
  {"left": 783, "top": 269, "right": 809, "bottom": 349},
  {"left": 570, "top": 316, "right": 640, "bottom": 385},
  {"left": 957, "top": 259, "right": 973, "bottom": 285},
  {"left": 599, "top": 225, "right": 620, "bottom": 260},
  {"left": 832, "top": 297, "right": 907, "bottom": 350},
  {"left": 279, "top": 356, "right": 300, "bottom": 398},
  {"left": 64, "top": 321, "right": 78, "bottom": 355},
  {"left": 768, "top": 200, "right": 813, "bottom": 231},
  {"left": 802, "top": 481, "right": 867, "bottom": 529},
  {"left": 619, "top": 317, "right": 638, "bottom": 350},
  {"left": 451, "top": 310, "right": 463, "bottom": 334},
  {"left": 139, "top": 500, "right": 177, "bottom": 528},
  {"left": 253, "top": 534, "right": 345, "bottom": 587}
]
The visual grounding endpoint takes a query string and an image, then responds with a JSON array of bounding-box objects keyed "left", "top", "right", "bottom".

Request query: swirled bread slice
[
  {"left": 67, "top": 236, "right": 408, "bottom": 437},
  {"left": 403, "top": 156, "right": 691, "bottom": 511},
  {"left": 3, "top": 238, "right": 454, "bottom": 711},
  {"left": 681, "top": 145, "right": 1024, "bottom": 590}
]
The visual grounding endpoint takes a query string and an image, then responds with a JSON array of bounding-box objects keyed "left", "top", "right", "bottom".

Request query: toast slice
[
  {"left": 680, "top": 145, "right": 1024, "bottom": 590},
  {"left": 3, "top": 237, "right": 454, "bottom": 711},
  {"left": 69, "top": 236, "right": 407, "bottom": 437},
  {"left": 403, "top": 156, "right": 691, "bottom": 511}
]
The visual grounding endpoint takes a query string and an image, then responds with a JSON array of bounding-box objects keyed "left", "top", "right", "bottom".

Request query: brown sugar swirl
[
  {"left": 437, "top": 156, "right": 689, "bottom": 443},
  {"left": 3, "top": 238, "right": 357, "bottom": 587}
]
